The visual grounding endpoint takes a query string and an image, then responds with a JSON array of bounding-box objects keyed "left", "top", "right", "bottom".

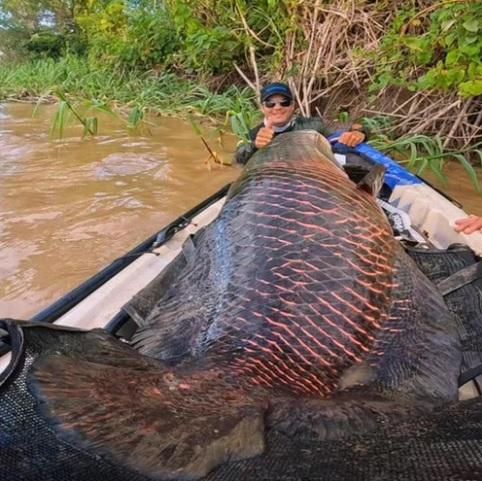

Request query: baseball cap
[{"left": 260, "top": 82, "right": 293, "bottom": 102}]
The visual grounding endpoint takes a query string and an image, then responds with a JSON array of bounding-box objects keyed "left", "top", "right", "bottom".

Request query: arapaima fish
[{"left": 12, "top": 131, "right": 463, "bottom": 479}]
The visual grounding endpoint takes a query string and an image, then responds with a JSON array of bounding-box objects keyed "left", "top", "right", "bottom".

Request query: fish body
[
  {"left": 133, "top": 131, "right": 459, "bottom": 400},
  {"left": 28, "top": 131, "right": 460, "bottom": 479}
]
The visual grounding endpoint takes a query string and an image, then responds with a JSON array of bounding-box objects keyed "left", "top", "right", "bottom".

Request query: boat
[
  {"left": 1, "top": 134, "right": 482, "bottom": 480},
  {"left": 1, "top": 136, "right": 481, "bottom": 387}
]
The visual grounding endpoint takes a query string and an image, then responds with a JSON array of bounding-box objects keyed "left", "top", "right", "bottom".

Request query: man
[{"left": 234, "top": 82, "right": 367, "bottom": 165}]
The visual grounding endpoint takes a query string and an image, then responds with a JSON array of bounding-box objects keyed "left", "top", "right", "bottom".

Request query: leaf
[
  {"left": 465, "top": 35, "right": 479, "bottom": 45},
  {"left": 188, "top": 115, "right": 204, "bottom": 136},
  {"left": 459, "top": 80, "right": 482, "bottom": 97},
  {"left": 444, "top": 33, "right": 456, "bottom": 47},
  {"left": 50, "top": 101, "right": 69, "bottom": 139},
  {"left": 127, "top": 105, "right": 143, "bottom": 128},
  {"left": 83, "top": 117, "right": 98, "bottom": 138},
  {"left": 338, "top": 111, "right": 349, "bottom": 123},
  {"left": 452, "top": 153, "right": 480, "bottom": 192},
  {"left": 445, "top": 68, "right": 466, "bottom": 85},
  {"left": 416, "top": 158, "right": 428, "bottom": 176},
  {"left": 473, "top": 149, "right": 482, "bottom": 169},
  {"left": 445, "top": 50, "right": 460, "bottom": 66},
  {"left": 459, "top": 44, "right": 481, "bottom": 57},
  {"left": 441, "top": 19, "right": 456, "bottom": 32},
  {"left": 463, "top": 19, "right": 479, "bottom": 33},
  {"left": 428, "top": 158, "right": 447, "bottom": 185}
]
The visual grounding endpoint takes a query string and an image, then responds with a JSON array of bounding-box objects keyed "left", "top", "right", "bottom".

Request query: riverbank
[
  {"left": 1, "top": 55, "right": 481, "bottom": 191},
  {"left": 0, "top": 56, "right": 257, "bottom": 120}
]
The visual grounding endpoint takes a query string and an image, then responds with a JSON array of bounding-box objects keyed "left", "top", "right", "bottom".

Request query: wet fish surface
[{"left": 15, "top": 131, "right": 465, "bottom": 479}]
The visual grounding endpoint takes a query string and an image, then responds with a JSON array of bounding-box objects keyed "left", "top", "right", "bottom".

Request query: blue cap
[{"left": 260, "top": 82, "right": 293, "bottom": 102}]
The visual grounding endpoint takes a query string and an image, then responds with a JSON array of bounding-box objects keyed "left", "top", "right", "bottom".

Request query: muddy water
[
  {"left": 0, "top": 103, "right": 238, "bottom": 318},
  {"left": 422, "top": 163, "right": 482, "bottom": 217},
  {"left": 1, "top": 103, "right": 481, "bottom": 319}
]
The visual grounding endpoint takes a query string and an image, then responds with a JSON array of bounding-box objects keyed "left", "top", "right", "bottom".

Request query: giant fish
[{"left": 16, "top": 131, "right": 463, "bottom": 479}]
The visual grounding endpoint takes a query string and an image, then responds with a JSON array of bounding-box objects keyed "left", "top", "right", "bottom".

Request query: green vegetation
[
  {"left": 0, "top": 0, "right": 480, "bottom": 184},
  {"left": 372, "top": 2, "right": 482, "bottom": 97}
]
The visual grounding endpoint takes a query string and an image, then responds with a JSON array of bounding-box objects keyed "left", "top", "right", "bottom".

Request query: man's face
[{"left": 261, "top": 94, "right": 295, "bottom": 127}]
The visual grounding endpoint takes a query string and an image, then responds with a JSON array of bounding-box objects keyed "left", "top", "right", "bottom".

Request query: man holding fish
[
  {"left": 237, "top": 81, "right": 482, "bottom": 234},
  {"left": 234, "top": 82, "right": 366, "bottom": 166}
]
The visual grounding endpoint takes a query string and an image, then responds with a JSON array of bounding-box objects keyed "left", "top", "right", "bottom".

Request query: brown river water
[
  {"left": 0, "top": 103, "right": 238, "bottom": 318},
  {"left": 1, "top": 103, "right": 481, "bottom": 319}
]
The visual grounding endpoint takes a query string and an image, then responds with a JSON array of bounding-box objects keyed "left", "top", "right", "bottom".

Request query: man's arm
[
  {"left": 233, "top": 123, "right": 268, "bottom": 165},
  {"left": 234, "top": 141, "right": 258, "bottom": 165},
  {"left": 338, "top": 122, "right": 369, "bottom": 147},
  {"left": 295, "top": 117, "right": 368, "bottom": 146}
]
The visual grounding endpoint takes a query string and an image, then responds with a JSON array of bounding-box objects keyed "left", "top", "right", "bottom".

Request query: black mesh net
[
  {"left": 2, "top": 238, "right": 482, "bottom": 481},
  {"left": 2, "top": 318, "right": 482, "bottom": 481},
  {"left": 406, "top": 245, "right": 482, "bottom": 377}
]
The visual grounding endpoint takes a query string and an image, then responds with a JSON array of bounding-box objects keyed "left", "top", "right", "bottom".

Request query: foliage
[
  {"left": 24, "top": 30, "right": 65, "bottom": 58},
  {"left": 0, "top": 55, "right": 257, "bottom": 135},
  {"left": 45, "top": 89, "right": 101, "bottom": 138},
  {"left": 75, "top": 1, "right": 178, "bottom": 70},
  {"left": 368, "top": 131, "right": 481, "bottom": 191},
  {"left": 0, "top": 0, "right": 88, "bottom": 60},
  {"left": 372, "top": 2, "right": 482, "bottom": 97},
  {"left": 165, "top": 1, "right": 246, "bottom": 75}
]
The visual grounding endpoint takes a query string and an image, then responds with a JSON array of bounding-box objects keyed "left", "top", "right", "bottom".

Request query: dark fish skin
[{"left": 29, "top": 131, "right": 461, "bottom": 479}]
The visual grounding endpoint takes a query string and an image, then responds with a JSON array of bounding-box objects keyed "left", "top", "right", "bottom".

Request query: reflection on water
[
  {"left": 1, "top": 103, "right": 481, "bottom": 319},
  {"left": 0, "top": 103, "right": 238, "bottom": 318}
]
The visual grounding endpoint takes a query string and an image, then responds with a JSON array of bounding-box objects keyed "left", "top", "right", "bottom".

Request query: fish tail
[
  {"left": 30, "top": 349, "right": 266, "bottom": 480},
  {"left": 268, "top": 387, "right": 428, "bottom": 440}
]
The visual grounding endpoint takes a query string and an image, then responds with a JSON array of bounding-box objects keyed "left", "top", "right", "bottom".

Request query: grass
[
  {"left": 364, "top": 116, "right": 482, "bottom": 191},
  {"left": 369, "top": 133, "right": 481, "bottom": 191},
  {"left": 0, "top": 55, "right": 257, "bottom": 120},
  {"left": 0, "top": 55, "right": 259, "bottom": 149}
]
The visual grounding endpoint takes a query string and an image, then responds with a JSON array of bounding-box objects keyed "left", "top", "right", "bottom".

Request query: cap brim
[{"left": 261, "top": 91, "right": 293, "bottom": 102}]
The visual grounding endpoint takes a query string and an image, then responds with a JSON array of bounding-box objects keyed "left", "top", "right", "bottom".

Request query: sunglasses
[{"left": 263, "top": 99, "right": 292, "bottom": 108}]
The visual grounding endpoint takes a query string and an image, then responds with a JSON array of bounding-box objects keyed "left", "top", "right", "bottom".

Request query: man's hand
[
  {"left": 338, "top": 130, "right": 365, "bottom": 147},
  {"left": 454, "top": 215, "right": 482, "bottom": 234},
  {"left": 254, "top": 118, "right": 274, "bottom": 149}
]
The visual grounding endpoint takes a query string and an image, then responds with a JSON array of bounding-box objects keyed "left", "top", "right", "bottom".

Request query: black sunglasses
[{"left": 263, "top": 99, "right": 292, "bottom": 108}]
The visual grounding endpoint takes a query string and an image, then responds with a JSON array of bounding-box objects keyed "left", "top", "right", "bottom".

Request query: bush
[
  {"left": 372, "top": 2, "right": 482, "bottom": 97},
  {"left": 25, "top": 31, "right": 64, "bottom": 58}
]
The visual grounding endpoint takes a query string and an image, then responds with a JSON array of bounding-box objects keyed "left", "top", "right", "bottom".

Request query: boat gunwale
[{"left": 0, "top": 183, "right": 231, "bottom": 357}]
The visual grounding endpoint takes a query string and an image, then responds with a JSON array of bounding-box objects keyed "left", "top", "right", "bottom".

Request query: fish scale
[
  {"left": 28, "top": 131, "right": 461, "bottom": 479},
  {"left": 133, "top": 149, "right": 396, "bottom": 393}
]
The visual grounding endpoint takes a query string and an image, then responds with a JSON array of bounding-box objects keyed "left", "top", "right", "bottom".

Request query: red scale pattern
[{"left": 134, "top": 138, "right": 396, "bottom": 398}]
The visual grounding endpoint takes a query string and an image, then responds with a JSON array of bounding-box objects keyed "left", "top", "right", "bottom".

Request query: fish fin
[
  {"left": 363, "top": 247, "right": 460, "bottom": 400},
  {"left": 356, "top": 165, "right": 385, "bottom": 197},
  {"left": 343, "top": 164, "right": 370, "bottom": 184},
  {"left": 182, "top": 234, "right": 197, "bottom": 264},
  {"left": 30, "top": 353, "right": 266, "bottom": 480},
  {"left": 268, "top": 389, "right": 426, "bottom": 440},
  {"left": 123, "top": 249, "right": 189, "bottom": 328}
]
